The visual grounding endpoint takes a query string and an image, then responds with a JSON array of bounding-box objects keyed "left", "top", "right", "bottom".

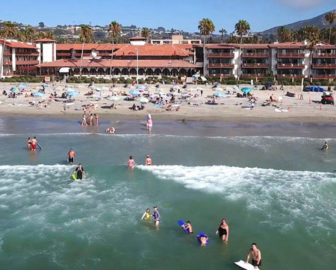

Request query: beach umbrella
[
  {"left": 241, "top": 87, "right": 251, "bottom": 94},
  {"left": 66, "top": 91, "right": 79, "bottom": 97},
  {"left": 32, "top": 92, "right": 45, "bottom": 97},
  {"left": 213, "top": 92, "right": 225, "bottom": 98},
  {"left": 129, "top": 89, "right": 140, "bottom": 96},
  {"left": 10, "top": 87, "right": 19, "bottom": 92},
  {"left": 139, "top": 97, "right": 149, "bottom": 104}
]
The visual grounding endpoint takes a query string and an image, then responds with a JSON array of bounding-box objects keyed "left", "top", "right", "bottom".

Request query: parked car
[
  {"left": 321, "top": 92, "right": 334, "bottom": 105},
  {"left": 304, "top": 86, "right": 326, "bottom": 92}
]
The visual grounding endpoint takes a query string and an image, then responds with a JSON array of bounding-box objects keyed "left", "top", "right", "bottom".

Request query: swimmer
[
  {"left": 216, "top": 219, "right": 229, "bottom": 242},
  {"left": 145, "top": 155, "right": 152, "bottom": 165},
  {"left": 31, "top": 136, "right": 38, "bottom": 151},
  {"left": 146, "top": 114, "right": 153, "bottom": 134},
  {"left": 321, "top": 141, "right": 328, "bottom": 151},
  {"left": 74, "top": 163, "right": 85, "bottom": 180},
  {"left": 199, "top": 234, "right": 208, "bottom": 247},
  {"left": 153, "top": 206, "right": 160, "bottom": 227},
  {"left": 67, "top": 148, "right": 76, "bottom": 164},
  {"left": 182, "top": 220, "right": 193, "bottom": 233},
  {"left": 246, "top": 243, "right": 262, "bottom": 268},
  {"left": 105, "top": 127, "right": 115, "bottom": 134},
  {"left": 27, "top": 137, "right": 32, "bottom": 151},
  {"left": 128, "top": 156, "right": 135, "bottom": 169},
  {"left": 141, "top": 208, "right": 151, "bottom": 221}
]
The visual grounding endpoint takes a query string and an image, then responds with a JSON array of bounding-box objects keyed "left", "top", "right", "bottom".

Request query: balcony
[
  {"left": 16, "top": 52, "right": 39, "bottom": 56},
  {"left": 242, "top": 53, "right": 268, "bottom": 58},
  {"left": 209, "top": 74, "right": 233, "bottom": 78},
  {"left": 56, "top": 52, "right": 71, "bottom": 57},
  {"left": 277, "top": 53, "right": 305, "bottom": 58},
  {"left": 207, "top": 53, "right": 234, "bottom": 58},
  {"left": 3, "top": 51, "right": 11, "bottom": 56},
  {"left": 16, "top": 60, "right": 39, "bottom": 65},
  {"left": 277, "top": 74, "right": 304, "bottom": 79},
  {"left": 277, "top": 64, "right": 304, "bottom": 69},
  {"left": 208, "top": 64, "right": 234, "bottom": 69},
  {"left": 241, "top": 63, "right": 269, "bottom": 69},
  {"left": 3, "top": 61, "right": 12, "bottom": 66},
  {"left": 241, "top": 74, "right": 266, "bottom": 78},
  {"left": 312, "top": 64, "right": 336, "bottom": 69},
  {"left": 311, "top": 74, "right": 336, "bottom": 79},
  {"left": 313, "top": 53, "right": 336, "bottom": 58}
]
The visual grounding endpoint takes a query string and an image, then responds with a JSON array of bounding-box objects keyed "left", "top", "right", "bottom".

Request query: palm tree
[
  {"left": 298, "top": 26, "right": 320, "bottom": 43},
  {"left": 219, "top": 28, "right": 227, "bottom": 43},
  {"left": 235, "top": 20, "right": 250, "bottom": 43},
  {"left": 0, "top": 21, "right": 18, "bottom": 39},
  {"left": 198, "top": 18, "right": 215, "bottom": 75},
  {"left": 109, "top": 21, "right": 121, "bottom": 44},
  {"left": 325, "top": 11, "right": 336, "bottom": 44},
  {"left": 141, "top": 27, "right": 150, "bottom": 41},
  {"left": 22, "top": 26, "right": 35, "bottom": 42},
  {"left": 44, "top": 31, "right": 55, "bottom": 40},
  {"left": 79, "top": 24, "right": 94, "bottom": 43},
  {"left": 277, "top": 26, "right": 293, "bottom": 42}
]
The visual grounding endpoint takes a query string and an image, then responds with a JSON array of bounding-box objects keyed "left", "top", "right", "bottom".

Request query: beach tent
[
  {"left": 241, "top": 87, "right": 251, "bottom": 94},
  {"left": 304, "top": 86, "right": 326, "bottom": 92}
]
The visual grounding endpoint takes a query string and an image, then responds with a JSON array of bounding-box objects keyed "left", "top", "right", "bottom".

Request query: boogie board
[
  {"left": 178, "top": 220, "right": 189, "bottom": 234},
  {"left": 196, "top": 233, "right": 209, "bottom": 245},
  {"left": 72, "top": 173, "right": 77, "bottom": 181},
  {"left": 234, "top": 260, "right": 258, "bottom": 270}
]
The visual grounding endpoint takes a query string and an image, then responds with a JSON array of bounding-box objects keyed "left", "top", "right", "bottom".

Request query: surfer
[
  {"left": 128, "top": 156, "right": 135, "bottom": 169},
  {"left": 216, "top": 219, "right": 229, "bottom": 242},
  {"left": 183, "top": 221, "right": 193, "bottom": 233},
  {"left": 27, "top": 137, "right": 32, "bottom": 151},
  {"left": 67, "top": 148, "right": 76, "bottom": 164},
  {"left": 153, "top": 206, "right": 160, "bottom": 227},
  {"left": 75, "top": 163, "right": 85, "bottom": 180},
  {"left": 321, "top": 141, "right": 328, "bottom": 151},
  {"left": 246, "top": 243, "right": 262, "bottom": 268},
  {"left": 199, "top": 234, "right": 208, "bottom": 247},
  {"left": 141, "top": 208, "right": 151, "bottom": 221},
  {"left": 145, "top": 155, "right": 152, "bottom": 165}
]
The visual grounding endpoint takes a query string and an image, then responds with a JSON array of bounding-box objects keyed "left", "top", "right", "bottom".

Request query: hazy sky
[{"left": 1, "top": 0, "right": 335, "bottom": 33}]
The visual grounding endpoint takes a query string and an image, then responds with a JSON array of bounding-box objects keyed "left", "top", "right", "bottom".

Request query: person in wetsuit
[
  {"left": 216, "top": 219, "right": 229, "bottom": 242},
  {"left": 321, "top": 141, "right": 328, "bottom": 151},
  {"left": 75, "top": 163, "right": 85, "bottom": 180}
]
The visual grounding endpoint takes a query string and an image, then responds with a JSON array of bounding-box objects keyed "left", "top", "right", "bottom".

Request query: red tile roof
[
  {"left": 5, "top": 41, "right": 37, "bottom": 49},
  {"left": 37, "top": 59, "right": 197, "bottom": 68},
  {"left": 56, "top": 43, "right": 126, "bottom": 51},
  {"left": 130, "top": 36, "right": 147, "bottom": 40},
  {"left": 269, "top": 42, "right": 306, "bottom": 49},
  {"left": 113, "top": 44, "right": 191, "bottom": 57}
]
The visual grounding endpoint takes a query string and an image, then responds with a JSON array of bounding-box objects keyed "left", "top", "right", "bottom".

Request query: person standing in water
[
  {"left": 146, "top": 114, "right": 153, "bottom": 134},
  {"left": 67, "top": 148, "right": 76, "bottom": 164},
  {"left": 27, "top": 137, "right": 32, "bottom": 151},
  {"left": 153, "top": 206, "right": 160, "bottom": 227},
  {"left": 321, "top": 141, "right": 328, "bottom": 151},
  {"left": 246, "top": 243, "right": 262, "bottom": 268},
  {"left": 75, "top": 163, "right": 85, "bottom": 180},
  {"left": 128, "top": 156, "right": 135, "bottom": 169},
  {"left": 145, "top": 155, "right": 152, "bottom": 165},
  {"left": 141, "top": 208, "right": 151, "bottom": 221},
  {"left": 94, "top": 114, "right": 99, "bottom": 126},
  {"left": 182, "top": 220, "right": 193, "bottom": 234},
  {"left": 31, "top": 137, "right": 38, "bottom": 151},
  {"left": 216, "top": 219, "right": 229, "bottom": 242}
]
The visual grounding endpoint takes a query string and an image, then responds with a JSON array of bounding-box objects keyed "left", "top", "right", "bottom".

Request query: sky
[{"left": 0, "top": 0, "right": 335, "bottom": 33}]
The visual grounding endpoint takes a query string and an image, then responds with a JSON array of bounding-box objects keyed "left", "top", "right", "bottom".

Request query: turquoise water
[{"left": 0, "top": 119, "right": 335, "bottom": 269}]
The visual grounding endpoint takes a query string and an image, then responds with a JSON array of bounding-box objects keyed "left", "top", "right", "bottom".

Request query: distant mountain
[{"left": 261, "top": 10, "right": 336, "bottom": 37}]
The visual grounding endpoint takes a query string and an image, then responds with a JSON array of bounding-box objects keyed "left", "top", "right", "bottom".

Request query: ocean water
[{"left": 0, "top": 118, "right": 335, "bottom": 269}]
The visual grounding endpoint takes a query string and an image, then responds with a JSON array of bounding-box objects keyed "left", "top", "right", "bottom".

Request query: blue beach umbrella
[
  {"left": 32, "top": 92, "right": 45, "bottom": 97},
  {"left": 213, "top": 92, "right": 225, "bottom": 98},
  {"left": 241, "top": 87, "right": 251, "bottom": 94},
  {"left": 129, "top": 89, "right": 140, "bottom": 96},
  {"left": 66, "top": 91, "right": 79, "bottom": 97}
]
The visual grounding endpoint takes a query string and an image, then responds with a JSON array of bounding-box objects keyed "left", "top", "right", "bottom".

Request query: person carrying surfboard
[{"left": 246, "top": 243, "right": 262, "bottom": 268}]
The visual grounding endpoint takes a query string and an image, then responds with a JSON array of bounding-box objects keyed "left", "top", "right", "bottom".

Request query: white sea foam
[{"left": 138, "top": 165, "right": 336, "bottom": 233}]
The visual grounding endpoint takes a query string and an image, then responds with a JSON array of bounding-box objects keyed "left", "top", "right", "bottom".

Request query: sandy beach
[{"left": 0, "top": 82, "right": 335, "bottom": 123}]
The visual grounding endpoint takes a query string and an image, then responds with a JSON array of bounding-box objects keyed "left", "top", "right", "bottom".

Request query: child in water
[
  {"left": 182, "top": 221, "right": 193, "bottom": 233},
  {"left": 128, "top": 156, "right": 135, "bottom": 169},
  {"left": 141, "top": 208, "right": 151, "bottom": 221}
]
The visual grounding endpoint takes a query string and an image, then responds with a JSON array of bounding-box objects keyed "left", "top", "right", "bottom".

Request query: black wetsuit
[
  {"left": 218, "top": 226, "right": 227, "bottom": 237},
  {"left": 75, "top": 167, "right": 84, "bottom": 180}
]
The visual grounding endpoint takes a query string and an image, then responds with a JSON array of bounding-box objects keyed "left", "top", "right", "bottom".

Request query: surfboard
[
  {"left": 72, "top": 173, "right": 77, "bottom": 181},
  {"left": 178, "top": 220, "right": 189, "bottom": 234},
  {"left": 234, "top": 260, "right": 258, "bottom": 270}
]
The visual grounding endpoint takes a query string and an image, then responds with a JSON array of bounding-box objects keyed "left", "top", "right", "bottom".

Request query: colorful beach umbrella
[
  {"left": 10, "top": 87, "right": 19, "bottom": 92},
  {"left": 241, "top": 87, "right": 251, "bottom": 94}
]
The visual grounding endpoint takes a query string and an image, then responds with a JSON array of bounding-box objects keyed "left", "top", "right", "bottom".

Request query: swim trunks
[
  {"left": 252, "top": 259, "right": 261, "bottom": 267},
  {"left": 68, "top": 157, "right": 74, "bottom": 163}
]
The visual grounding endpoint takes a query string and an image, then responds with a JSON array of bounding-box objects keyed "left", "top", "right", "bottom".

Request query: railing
[
  {"left": 277, "top": 74, "right": 304, "bottom": 78},
  {"left": 3, "top": 61, "right": 12, "bottom": 66},
  {"left": 16, "top": 52, "right": 39, "bottom": 56},
  {"left": 313, "top": 53, "right": 336, "bottom": 58},
  {"left": 311, "top": 64, "right": 336, "bottom": 69},
  {"left": 207, "top": 53, "right": 234, "bottom": 58},
  {"left": 16, "top": 60, "right": 39, "bottom": 65},
  {"left": 277, "top": 53, "right": 305, "bottom": 58},
  {"left": 242, "top": 53, "right": 268, "bottom": 58},
  {"left": 3, "top": 51, "right": 11, "bottom": 56},
  {"left": 311, "top": 74, "right": 336, "bottom": 79},
  {"left": 277, "top": 64, "right": 304, "bottom": 69},
  {"left": 209, "top": 74, "right": 233, "bottom": 78},
  {"left": 208, "top": 64, "right": 234, "bottom": 69},
  {"left": 241, "top": 74, "right": 267, "bottom": 78},
  {"left": 241, "top": 63, "right": 269, "bottom": 68}
]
